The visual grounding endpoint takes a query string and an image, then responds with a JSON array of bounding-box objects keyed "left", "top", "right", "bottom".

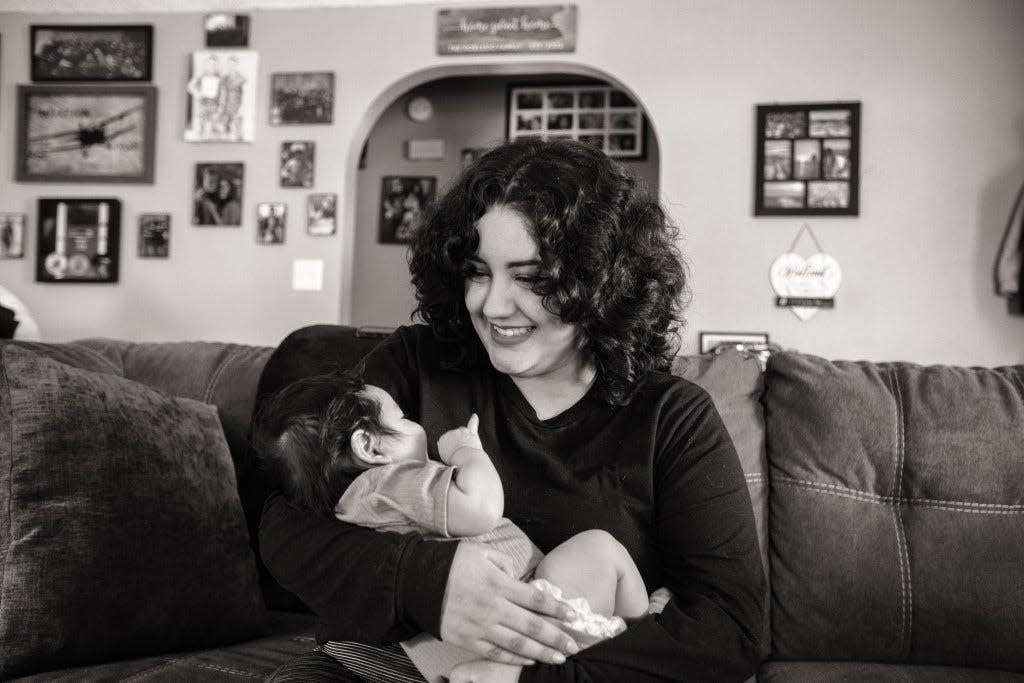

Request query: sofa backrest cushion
[
  {"left": 765, "top": 352, "right": 1024, "bottom": 670},
  {"left": 0, "top": 345, "right": 265, "bottom": 678}
]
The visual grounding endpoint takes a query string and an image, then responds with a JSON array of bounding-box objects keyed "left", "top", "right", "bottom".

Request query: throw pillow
[{"left": 0, "top": 346, "right": 265, "bottom": 679}]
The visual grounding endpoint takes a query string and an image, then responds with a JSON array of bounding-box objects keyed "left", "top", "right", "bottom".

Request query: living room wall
[{"left": 0, "top": 0, "right": 1021, "bottom": 366}]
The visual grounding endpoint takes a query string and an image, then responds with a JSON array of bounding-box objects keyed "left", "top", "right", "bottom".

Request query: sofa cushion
[
  {"left": 765, "top": 353, "right": 1024, "bottom": 669},
  {"left": 0, "top": 346, "right": 265, "bottom": 679},
  {"left": 759, "top": 660, "right": 1024, "bottom": 682}
]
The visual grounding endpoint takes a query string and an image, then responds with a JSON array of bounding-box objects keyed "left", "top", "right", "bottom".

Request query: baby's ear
[{"left": 350, "top": 429, "right": 389, "bottom": 466}]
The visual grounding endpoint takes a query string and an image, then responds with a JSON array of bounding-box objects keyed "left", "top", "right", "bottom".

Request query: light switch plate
[{"left": 292, "top": 259, "right": 324, "bottom": 291}]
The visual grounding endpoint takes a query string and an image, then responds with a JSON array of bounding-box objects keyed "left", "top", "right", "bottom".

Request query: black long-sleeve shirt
[{"left": 260, "top": 325, "right": 764, "bottom": 681}]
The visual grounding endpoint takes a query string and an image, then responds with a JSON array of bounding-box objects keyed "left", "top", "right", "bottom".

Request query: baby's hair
[{"left": 251, "top": 369, "right": 395, "bottom": 517}]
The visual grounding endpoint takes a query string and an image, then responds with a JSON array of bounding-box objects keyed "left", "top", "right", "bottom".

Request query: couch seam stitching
[
  {"left": 162, "top": 657, "right": 265, "bottom": 678},
  {"left": 119, "top": 659, "right": 177, "bottom": 682},
  {"left": 887, "top": 368, "right": 913, "bottom": 659},
  {"left": 204, "top": 346, "right": 242, "bottom": 404},
  {"left": 772, "top": 477, "right": 1024, "bottom": 512}
]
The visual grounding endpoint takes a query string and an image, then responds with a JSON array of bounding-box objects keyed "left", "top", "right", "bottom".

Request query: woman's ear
[{"left": 350, "top": 428, "right": 389, "bottom": 466}]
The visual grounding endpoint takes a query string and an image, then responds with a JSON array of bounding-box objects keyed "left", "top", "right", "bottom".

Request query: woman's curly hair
[{"left": 408, "top": 138, "right": 688, "bottom": 404}]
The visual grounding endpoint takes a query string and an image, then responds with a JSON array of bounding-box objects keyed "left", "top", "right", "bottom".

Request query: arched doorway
[{"left": 342, "top": 63, "right": 660, "bottom": 327}]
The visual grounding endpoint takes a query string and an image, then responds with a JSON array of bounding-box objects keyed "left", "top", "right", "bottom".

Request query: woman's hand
[
  {"left": 440, "top": 542, "right": 579, "bottom": 666},
  {"left": 449, "top": 659, "right": 523, "bottom": 683}
]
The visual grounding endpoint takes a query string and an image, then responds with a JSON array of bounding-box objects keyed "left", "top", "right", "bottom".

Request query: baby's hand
[{"left": 438, "top": 414, "right": 483, "bottom": 464}]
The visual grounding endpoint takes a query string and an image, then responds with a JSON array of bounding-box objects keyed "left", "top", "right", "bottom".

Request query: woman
[{"left": 261, "top": 138, "right": 764, "bottom": 682}]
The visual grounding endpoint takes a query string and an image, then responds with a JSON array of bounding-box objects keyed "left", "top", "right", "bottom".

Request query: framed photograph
[
  {"left": 17, "top": 84, "right": 156, "bottom": 183},
  {"left": 699, "top": 331, "right": 769, "bottom": 354},
  {"left": 755, "top": 102, "right": 860, "bottom": 216},
  {"left": 307, "top": 193, "right": 337, "bottom": 236},
  {"left": 31, "top": 25, "right": 152, "bottom": 82},
  {"left": 35, "top": 198, "right": 121, "bottom": 283},
  {"left": 256, "top": 202, "right": 286, "bottom": 244},
  {"left": 280, "top": 141, "right": 315, "bottom": 188},
  {"left": 204, "top": 13, "right": 249, "bottom": 47},
  {"left": 185, "top": 50, "right": 258, "bottom": 142},
  {"left": 138, "top": 213, "right": 169, "bottom": 257},
  {"left": 507, "top": 84, "right": 646, "bottom": 159},
  {"left": 380, "top": 176, "right": 436, "bottom": 244},
  {"left": 270, "top": 72, "right": 334, "bottom": 125},
  {"left": 193, "top": 162, "right": 243, "bottom": 226},
  {"left": 0, "top": 214, "right": 27, "bottom": 259}
]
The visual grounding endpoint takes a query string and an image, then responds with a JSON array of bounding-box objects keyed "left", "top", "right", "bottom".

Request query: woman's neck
[{"left": 509, "top": 362, "right": 598, "bottom": 421}]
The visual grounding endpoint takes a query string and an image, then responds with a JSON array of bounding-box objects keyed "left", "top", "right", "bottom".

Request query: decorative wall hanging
[
  {"left": 270, "top": 72, "right": 334, "bottom": 125},
  {"left": 770, "top": 223, "right": 842, "bottom": 321},
  {"left": 436, "top": 5, "right": 577, "bottom": 55},
  {"left": 31, "top": 25, "right": 153, "bottom": 82},
  {"left": 256, "top": 202, "right": 286, "bottom": 244},
  {"left": 507, "top": 84, "right": 645, "bottom": 159},
  {"left": 379, "top": 176, "right": 436, "bottom": 244},
  {"left": 138, "top": 213, "right": 169, "bottom": 258},
  {"left": 17, "top": 84, "right": 157, "bottom": 183},
  {"left": 36, "top": 198, "right": 121, "bottom": 283},
  {"left": 307, "top": 193, "right": 337, "bottom": 236},
  {"left": 755, "top": 102, "right": 860, "bottom": 216},
  {"left": 204, "top": 14, "right": 249, "bottom": 47},
  {"left": 0, "top": 214, "right": 26, "bottom": 259},
  {"left": 280, "top": 141, "right": 315, "bottom": 188},
  {"left": 993, "top": 178, "right": 1023, "bottom": 314},
  {"left": 193, "top": 162, "right": 243, "bottom": 226},
  {"left": 185, "top": 50, "right": 258, "bottom": 142}
]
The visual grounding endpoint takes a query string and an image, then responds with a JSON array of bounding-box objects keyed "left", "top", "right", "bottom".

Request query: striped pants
[{"left": 268, "top": 643, "right": 425, "bottom": 683}]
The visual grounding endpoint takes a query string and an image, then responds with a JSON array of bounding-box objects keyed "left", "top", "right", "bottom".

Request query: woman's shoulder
[{"left": 633, "top": 367, "right": 714, "bottom": 410}]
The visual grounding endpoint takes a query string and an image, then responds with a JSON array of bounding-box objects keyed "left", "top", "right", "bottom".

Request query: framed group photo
[
  {"left": 35, "top": 198, "right": 121, "bottom": 283},
  {"left": 379, "top": 176, "right": 435, "bottom": 244},
  {"left": 755, "top": 102, "right": 861, "bottom": 216},
  {"left": 16, "top": 84, "right": 157, "bottom": 183},
  {"left": 270, "top": 72, "right": 334, "bottom": 125},
  {"left": 31, "top": 25, "right": 153, "bottom": 82}
]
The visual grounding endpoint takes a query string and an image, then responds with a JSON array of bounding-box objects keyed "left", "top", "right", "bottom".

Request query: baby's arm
[{"left": 437, "top": 414, "right": 504, "bottom": 536}]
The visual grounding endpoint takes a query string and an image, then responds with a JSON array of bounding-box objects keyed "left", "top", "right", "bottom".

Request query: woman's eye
[
  {"left": 462, "top": 266, "right": 489, "bottom": 281},
  {"left": 515, "top": 273, "right": 544, "bottom": 285}
]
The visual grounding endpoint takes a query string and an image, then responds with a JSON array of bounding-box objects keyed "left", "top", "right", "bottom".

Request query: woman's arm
[{"left": 519, "top": 393, "right": 765, "bottom": 682}]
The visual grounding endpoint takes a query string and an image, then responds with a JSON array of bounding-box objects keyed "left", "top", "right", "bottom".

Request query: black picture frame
[
  {"left": 16, "top": 84, "right": 157, "bottom": 184},
  {"left": 755, "top": 102, "right": 861, "bottom": 216},
  {"left": 204, "top": 14, "right": 250, "bottom": 47},
  {"left": 35, "top": 198, "right": 121, "bottom": 283},
  {"left": 379, "top": 176, "right": 436, "bottom": 244},
  {"left": 270, "top": 72, "right": 335, "bottom": 125},
  {"left": 138, "top": 213, "right": 170, "bottom": 258},
  {"left": 31, "top": 25, "right": 153, "bottom": 82}
]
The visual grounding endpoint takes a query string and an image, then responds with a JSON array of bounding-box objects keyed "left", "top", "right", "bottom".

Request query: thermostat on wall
[{"left": 406, "top": 96, "right": 433, "bottom": 122}]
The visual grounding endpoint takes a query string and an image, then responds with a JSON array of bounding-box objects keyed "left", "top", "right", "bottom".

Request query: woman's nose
[{"left": 481, "top": 277, "right": 515, "bottom": 318}]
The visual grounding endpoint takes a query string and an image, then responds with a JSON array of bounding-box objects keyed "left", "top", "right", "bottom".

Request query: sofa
[{"left": 1, "top": 324, "right": 1021, "bottom": 681}]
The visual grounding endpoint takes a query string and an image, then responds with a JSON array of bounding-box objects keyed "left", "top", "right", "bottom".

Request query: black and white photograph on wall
[
  {"left": 755, "top": 102, "right": 860, "bottom": 216},
  {"left": 30, "top": 25, "right": 152, "bottom": 81},
  {"left": 280, "top": 141, "right": 315, "bottom": 188},
  {"left": 379, "top": 176, "right": 435, "bottom": 244},
  {"left": 184, "top": 50, "right": 258, "bottom": 142},
  {"left": 35, "top": 198, "right": 121, "bottom": 283},
  {"left": 138, "top": 213, "right": 169, "bottom": 258},
  {"left": 307, "top": 193, "right": 337, "bottom": 236},
  {"left": 193, "top": 163, "right": 243, "bottom": 226},
  {"left": 16, "top": 85, "right": 157, "bottom": 183},
  {"left": 270, "top": 72, "right": 334, "bottom": 125},
  {"left": 204, "top": 13, "right": 250, "bottom": 47},
  {"left": 257, "top": 202, "right": 286, "bottom": 244},
  {"left": 0, "top": 214, "right": 26, "bottom": 259}
]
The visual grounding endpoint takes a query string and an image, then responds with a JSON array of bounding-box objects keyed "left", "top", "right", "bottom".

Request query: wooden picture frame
[
  {"left": 35, "top": 198, "right": 121, "bottom": 283},
  {"left": 16, "top": 84, "right": 157, "bottom": 183},
  {"left": 755, "top": 102, "right": 861, "bottom": 216},
  {"left": 507, "top": 83, "right": 646, "bottom": 160},
  {"left": 31, "top": 25, "right": 153, "bottom": 82}
]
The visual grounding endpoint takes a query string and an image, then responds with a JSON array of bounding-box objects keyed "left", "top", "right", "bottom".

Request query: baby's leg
[{"left": 534, "top": 529, "right": 648, "bottom": 619}]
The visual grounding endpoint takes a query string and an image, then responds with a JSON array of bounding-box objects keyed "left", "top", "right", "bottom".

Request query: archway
[{"left": 341, "top": 63, "right": 661, "bottom": 327}]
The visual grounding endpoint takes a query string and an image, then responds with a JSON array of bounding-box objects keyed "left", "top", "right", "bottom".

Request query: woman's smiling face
[{"left": 464, "top": 204, "right": 590, "bottom": 384}]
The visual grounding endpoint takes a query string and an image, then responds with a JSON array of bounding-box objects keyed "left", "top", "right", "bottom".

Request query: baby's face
[{"left": 361, "top": 385, "right": 428, "bottom": 464}]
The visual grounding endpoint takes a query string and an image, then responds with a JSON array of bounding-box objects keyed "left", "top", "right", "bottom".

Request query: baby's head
[{"left": 251, "top": 369, "right": 427, "bottom": 516}]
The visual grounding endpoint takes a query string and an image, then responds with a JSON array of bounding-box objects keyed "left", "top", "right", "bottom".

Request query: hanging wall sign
[
  {"left": 770, "top": 224, "right": 841, "bottom": 321},
  {"left": 436, "top": 5, "right": 577, "bottom": 55}
]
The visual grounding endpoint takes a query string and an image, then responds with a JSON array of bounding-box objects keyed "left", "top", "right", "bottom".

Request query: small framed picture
[
  {"left": 257, "top": 202, "right": 286, "bottom": 244},
  {"left": 17, "top": 84, "right": 157, "bottom": 183},
  {"left": 36, "top": 198, "right": 121, "bottom": 283},
  {"left": 204, "top": 13, "right": 249, "bottom": 47},
  {"left": 380, "top": 176, "right": 436, "bottom": 244},
  {"left": 755, "top": 102, "right": 860, "bottom": 216},
  {"left": 307, "top": 193, "right": 337, "bottom": 236},
  {"left": 699, "top": 331, "right": 770, "bottom": 354},
  {"left": 138, "top": 213, "right": 169, "bottom": 258},
  {"left": 185, "top": 50, "right": 258, "bottom": 143},
  {"left": 0, "top": 214, "right": 27, "bottom": 259},
  {"left": 31, "top": 25, "right": 152, "bottom": 82},
  {"left": 193, "top": 162, "right": 243, "bottom": 226},
  {"left": 270, "top": 72, "right": 334, "bottom": 125},
  {"left": 280, "top": 141, "right": 315, "bottom": 188}
]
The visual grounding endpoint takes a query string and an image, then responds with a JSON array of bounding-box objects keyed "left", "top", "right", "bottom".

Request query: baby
[{"left": 252, "top": 370, "right": 666, "bottom": 682}]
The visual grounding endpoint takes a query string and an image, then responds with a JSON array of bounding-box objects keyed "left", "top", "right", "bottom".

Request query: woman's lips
[{"left": 489, "top": 323, "right": 535, "bottom": 345}]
